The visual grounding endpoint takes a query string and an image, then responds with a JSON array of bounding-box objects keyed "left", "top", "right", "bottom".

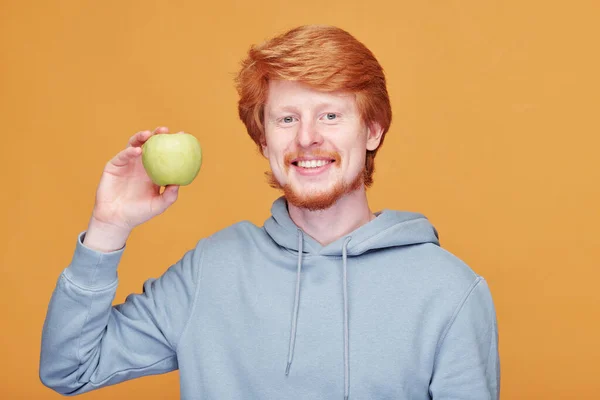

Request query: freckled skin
[{"left": 262, "top": 80, "right": 381, "bottom": 211}]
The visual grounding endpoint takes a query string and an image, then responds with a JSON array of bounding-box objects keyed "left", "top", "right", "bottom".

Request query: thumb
[{"left": 154, "top": 185, "right": 180, "bottom": 213}]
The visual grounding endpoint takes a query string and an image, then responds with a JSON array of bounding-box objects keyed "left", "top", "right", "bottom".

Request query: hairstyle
[{"left": 235, "top": 24, "right": 392, "bottom": 187}]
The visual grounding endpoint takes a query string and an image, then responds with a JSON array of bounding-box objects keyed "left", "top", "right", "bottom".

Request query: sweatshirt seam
[
  {"left": 485, "top": 317, "right": 495, "bottom": 380},
  {"left": 86, "top": 355, "right": 177, "bottom": 386},
  {"left": 279, "top": 250, "right": 345, "bottom": 261},
  {"left": 277, "top": 217, "right": 430, "bottom": 256},
  {"left": 487, "top": 301, "right": 500, "bottom": 396},
  {"left": 433, "top": 276, "right": 483, "bottom": 362},
  {"left": 173, "top": 238, "right": 207, "bottom": 352},
  {"left": 351, "top": 218, "right": 430, "bottom": 254},
  {"left": 62, "top": 270, "right": 119, "bottom": 292}
]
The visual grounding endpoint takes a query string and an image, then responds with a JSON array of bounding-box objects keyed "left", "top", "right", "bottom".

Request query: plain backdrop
[{"left": 1, "top": 0, "right": 599, "bottom": 399}]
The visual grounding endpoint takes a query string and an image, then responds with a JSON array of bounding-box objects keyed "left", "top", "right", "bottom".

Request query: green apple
[{"left": 142, "top": 132, "right": 202, "bottom": 186}]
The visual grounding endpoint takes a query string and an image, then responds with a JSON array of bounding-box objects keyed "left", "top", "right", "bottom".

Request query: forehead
[{"left": 265, "top": 80, "right": 356, "bottom": 112}]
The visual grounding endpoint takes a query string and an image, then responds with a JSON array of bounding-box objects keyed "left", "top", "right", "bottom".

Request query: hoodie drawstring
[
  {"left": 285, "top": 231, "right": 352, "bottom": 400},
  {"left": 286, "top": 229, "right": 304, "bottom": 375},
  {"left": 342, "top": 237, "right": 351, "bottom": 400}
]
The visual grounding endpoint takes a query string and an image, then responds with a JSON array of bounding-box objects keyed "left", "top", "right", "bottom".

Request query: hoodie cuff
[{"left": 63, "top": 231, "right": 124, "bottom": 289}]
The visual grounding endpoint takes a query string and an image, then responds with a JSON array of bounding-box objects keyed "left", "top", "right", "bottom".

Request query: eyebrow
[
  {"left": 268, "top": 102, "right": 349, "bottom": 115},
  {"left": 269, "top": 105, "right": 300, "bottom": 115}
]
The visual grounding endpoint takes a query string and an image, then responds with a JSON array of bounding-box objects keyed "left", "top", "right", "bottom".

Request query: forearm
[
  {"left": 40, "top": 232, "right": 195, "bottom": 395},
  {"left": 40, "top": 232, "right": 122, "bottom": 394}
]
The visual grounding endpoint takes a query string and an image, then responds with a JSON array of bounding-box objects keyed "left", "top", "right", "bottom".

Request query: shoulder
[
  {"left": 394, "top": 243, "right": 497, "bottom": 333},
  {"left": 197, "top": 220, "right": 272, "bottom": 256},
  {"left": 395, "top": 242, "right": 487, "bottom": 304},
  {"left": 205, "top": 220, "right": 265, "bottom": 244},
  {"left": 414, "top": 242, "right": 479, "bottom": 282}
]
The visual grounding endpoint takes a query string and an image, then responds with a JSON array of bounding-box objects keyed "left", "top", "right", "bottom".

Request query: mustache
[{"left": 284, "top": 149, "right": 341, "bottom": 165}]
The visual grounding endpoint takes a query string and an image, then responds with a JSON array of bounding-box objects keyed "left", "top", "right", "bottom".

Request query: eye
[
  {"left": 325, "top": 113, "right": 337, "bottom": 120},
  {"left": 282, "top": 116, "right": 295, "bottom": 124}
]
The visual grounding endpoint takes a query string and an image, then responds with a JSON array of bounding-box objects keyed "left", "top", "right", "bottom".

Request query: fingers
[
  {"left": 110, "top": 126, "right": 171, "bottom": 168},
  {"left": 110, "top": 145, "right": 142, "bottom": 167},
  {"left": 127, "top": 130, "right": 150, "bottom": 148},
  {"left": 128, "top": 126, "right": 169, "bottom": 148}
]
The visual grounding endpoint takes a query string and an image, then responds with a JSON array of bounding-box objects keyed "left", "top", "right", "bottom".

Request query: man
[{"left": 40, "top": 25, "right": 500, "bottom": 399}]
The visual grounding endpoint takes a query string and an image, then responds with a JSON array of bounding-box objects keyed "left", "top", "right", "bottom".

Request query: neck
[{"left": 287, "top": 186, "right": 375, "bottom": 246}]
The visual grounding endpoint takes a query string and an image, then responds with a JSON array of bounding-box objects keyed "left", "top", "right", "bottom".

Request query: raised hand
[{"left": 83, "top": 127, "right": 181, "bottom": 252}]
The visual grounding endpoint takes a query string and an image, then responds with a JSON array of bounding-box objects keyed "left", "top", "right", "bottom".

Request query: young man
[{"left": 40, "top": 25, "right": 500, "bottom": 399}]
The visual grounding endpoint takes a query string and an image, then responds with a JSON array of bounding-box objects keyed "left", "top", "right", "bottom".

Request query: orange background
[{"left": 1, "top": 1, "right": 599, "bottom": 399}]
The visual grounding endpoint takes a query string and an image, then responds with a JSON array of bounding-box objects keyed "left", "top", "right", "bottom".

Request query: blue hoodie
[{"left": 40, "top": 197, "right": 500, "bottom": 399}]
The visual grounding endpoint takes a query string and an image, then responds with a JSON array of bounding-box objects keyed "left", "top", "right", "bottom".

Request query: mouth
[
  {"left": 288, "top": 157, "right": 336, "bottom": 177},
  {"left": 291, "top": 158, "right": 335, "bottom": 169}
]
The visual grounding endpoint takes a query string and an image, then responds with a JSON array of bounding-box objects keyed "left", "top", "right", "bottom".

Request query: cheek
[
  {"left": 263, "top": 133, "right": 283, "bottom": 160},
  {"left": 264, "top": 142, "right": 290, "bottom": 174},
  {"left": 342, "top": 140, "right": 368, "bottom": 172},
  {"left": 265, "top": 127, "right": 294, "bottom": 152}
]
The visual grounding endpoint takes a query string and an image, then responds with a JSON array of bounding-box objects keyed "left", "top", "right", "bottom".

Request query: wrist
[{"left": 83, "top": 216, "right": 132, "bottom": 253}]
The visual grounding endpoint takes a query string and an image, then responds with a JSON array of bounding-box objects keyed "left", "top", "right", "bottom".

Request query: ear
[
  {"left": 366, "top": 122, "right": 384, "bottom": 151},
  {"left": 260, "top": 135, "right": 269, "bottom": 158}
]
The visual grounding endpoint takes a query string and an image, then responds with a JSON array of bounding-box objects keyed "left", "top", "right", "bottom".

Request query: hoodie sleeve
[
  {"left": 39, "top": 232, "right": 204, "bottom": 395},
  {"left": 429, "top": 277, "right": 501, "bottom": 400}
]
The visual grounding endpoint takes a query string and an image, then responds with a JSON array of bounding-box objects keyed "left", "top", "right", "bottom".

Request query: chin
[
  {"left": 284, "top": 187, "right": 343, "bottom": 211},
  {"left": 265, "top": 171, "right": 364, "bottom": 211}
]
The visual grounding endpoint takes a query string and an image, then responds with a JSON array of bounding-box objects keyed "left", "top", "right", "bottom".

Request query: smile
[{"left": 294, "top": 159, "right": 334, "bottom": 168}]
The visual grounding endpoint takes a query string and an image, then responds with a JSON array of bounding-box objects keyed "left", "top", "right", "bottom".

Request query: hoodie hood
[
  {"left": 264, "top": 196, "right": 440, "bottom": 255},
  {"left": 263, "top": 196, "right": 441, "bottom": 400}
]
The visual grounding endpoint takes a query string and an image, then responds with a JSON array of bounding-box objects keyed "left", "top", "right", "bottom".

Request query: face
[{"left": 262, "top": 80, "right": 383, "bottom": 211}]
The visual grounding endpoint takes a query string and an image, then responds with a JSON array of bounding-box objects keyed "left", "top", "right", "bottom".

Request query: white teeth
[{"left": 297, "top": 160, "right": 331, "bottom": 168}]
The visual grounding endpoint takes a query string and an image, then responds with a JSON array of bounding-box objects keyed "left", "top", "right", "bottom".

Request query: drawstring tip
[
  {"left": 344, "top": 396, "right": 349, "bottom": 400},
  {"left": 285, "top": 362, "right": 291, "bottom": 376}
]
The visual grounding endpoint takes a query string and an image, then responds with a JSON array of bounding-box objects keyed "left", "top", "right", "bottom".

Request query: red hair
[{"left": 235, "top": 25, "right": 392, "bottom": 187}]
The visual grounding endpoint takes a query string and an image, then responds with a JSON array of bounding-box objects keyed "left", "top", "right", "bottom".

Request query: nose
[{"left": 296, "top": 119, "right": 323, "bottom": 148}]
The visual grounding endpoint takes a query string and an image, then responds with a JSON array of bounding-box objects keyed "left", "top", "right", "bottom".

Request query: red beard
[{"left": 265, "top": 150, "right": 364, "bottom": 211}]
